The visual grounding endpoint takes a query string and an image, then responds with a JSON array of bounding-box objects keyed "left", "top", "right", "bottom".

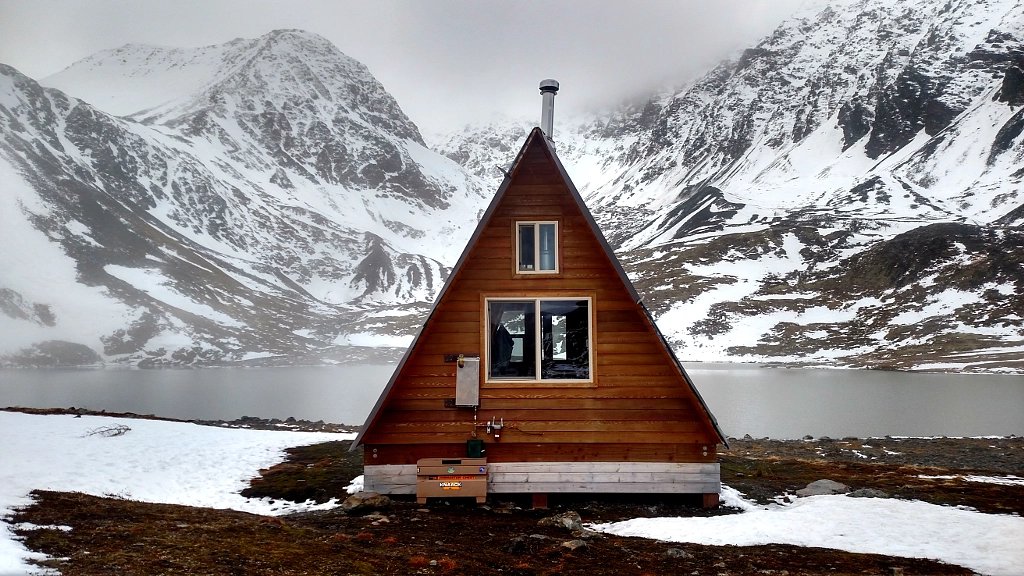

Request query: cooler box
[{"left": 416, "top": 457, "right": 488, "bottom": 504}]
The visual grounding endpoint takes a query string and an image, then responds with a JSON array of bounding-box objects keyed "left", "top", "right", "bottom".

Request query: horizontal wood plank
[
  {"left": 425, "top": 321, "right": 479, "bottom": 334},
  {"left": 498, "top": 185, "right": 567, "bottom": 195},
  {"left": 364, "top": 443, "right": 718, "bottom": 465},
  {"left": 491, "top": 462, "right": 719, "bottom": 473},
  {"left": 505, "top": 173, "right": 563, "bottom": 185},
  {"left": 386, "top": 388, "right": 695, "bottom": 402},
  {"left": 364, "top": 462, "right": 720, "bottom": 495},
  {"left": 413, "top": 338, "right": 482, "bottom": 356},
  {"left": 365, "top": 430, "right": 716, "bottom": 445},
  {"left": 589, "top": 321, "right": 646, "bottom": 333},
  {"left": 384, "top": 397, "right": 693, "bottom": 411},
  {"left": 593, "top": 299, "right": 647, "bottom": 310},
  {"left": 364, "top": 483, "right": 416, "bottom": 495},
  {"left": 419, "top": 309, "right": 480, "bottom": 322},
  {"left": 398, "top": 363, "right": 682, "bottom": 379},
  {"left": 498, "top": 194, "right": 577, "bottom": 207},
  {"left": 488, "top": 481, "right": 719, "bottom": 494},
  {"left": 496, "top": 206, "right": 579, "bottom": 217},
  {"left": 377, "top": 409, "right": 698, "bottom": 422},
  {"left": 455, "top": 279, "right": 629, "bottom": 291},
  {"left": 431, "top": 297, "right": 480, "bottom": 309},
  {"left": 458, "top": 268, "right": 615, "bottom": 281},
  {"left": 596, "top": 342, "right": 666, "bottom": 354},
  {"left": 490, "top": 472, "right": 717, "bottom": 484},
  {"left": 391, "top": 385, "right": 690, "bottom": 398},
  {"left": 372, "top": 421, "right": 705, "bottom": 434},
  {"left": 597, "top": 353, "right": 669, "bottom": 366},
  {"left": 363, "top": 464, "right": 414, "bottom": 476}
]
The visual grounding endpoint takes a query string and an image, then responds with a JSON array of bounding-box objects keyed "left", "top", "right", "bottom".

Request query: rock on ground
[
  {"left": 561, "top": 539, "right": 587, "bottom": 551},
  {"left": 796, "top": 479, "right": 849, "bottom": 496},
  {"left": 340, "top": 491, "right": 390, "bottom": 513},
  {"left": 665, "top": 548, "right": 693, "bottom": 558},
  {"left": 538, "top": 511, "right": 583, "bottom": 531},
  {"left": 848, "top": 488, "right": 891, "bottom": 498}
]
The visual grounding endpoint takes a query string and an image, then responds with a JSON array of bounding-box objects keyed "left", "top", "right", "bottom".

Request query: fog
[{"left": 0, "top": 0, "right": 807, "bottom": 134}]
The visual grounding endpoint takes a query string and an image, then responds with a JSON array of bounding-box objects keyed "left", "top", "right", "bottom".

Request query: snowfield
[
  {"left": 1, "top": 411, "right": 1022, "bottom": 575},
  {"left": 0, "top": 412, "right": 350, "bottom": 575},
  {"left": 591, "top": 486, "right": 1024, "bottom": 576}
]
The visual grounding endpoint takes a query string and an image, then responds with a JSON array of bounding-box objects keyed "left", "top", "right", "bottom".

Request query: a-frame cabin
[{"left": 353, "top": 126, "right": 726, "bottom": 507}]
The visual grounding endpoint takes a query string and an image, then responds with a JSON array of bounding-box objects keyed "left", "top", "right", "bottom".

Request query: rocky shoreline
[{"left": 0, "top": 406, "right": 360, "bottom": 433}]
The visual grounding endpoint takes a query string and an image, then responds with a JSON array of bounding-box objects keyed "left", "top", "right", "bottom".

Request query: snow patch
[
  {"left": 104, "top": 265, "right": 243, "bottom": 328},
  {"left": 0, "top": 412, "right": 353, "bottom": 574},
  {"left": 334, "top": 332, "right": 413, "bottom": 348},
  {"left": 345, "top": 475, "right": 364, "bottom": 494},
  {"left": 590, "top": 485, "right": 1024, "bottom": 576}
]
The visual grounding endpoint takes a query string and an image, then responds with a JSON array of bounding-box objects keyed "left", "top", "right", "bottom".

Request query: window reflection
[
  {"left": 539, "top": 224, "right": 556, "bottom": 270},
  {"left": 488, "top": 301, "right": 536, "bottom": 378},
  {"left": 488, "top": 299, "right": 590, "bottom": 381},
  {"left": 518, "top": 224, "right": 535, "bottom": 271},
  {"left": 541, "top": 300, "right": 589, "bottom": 379}
]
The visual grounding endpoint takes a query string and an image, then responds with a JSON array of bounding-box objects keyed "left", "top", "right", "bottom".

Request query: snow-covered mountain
[
  {"left": 436, "top": 0, "right": 1024, "bottom": 371},
  {"left": 3, "top": 1, "right": 1023, "bottom": 371},
  {"left": 0, "top": 30, "right": 488, "bottom": 367}
]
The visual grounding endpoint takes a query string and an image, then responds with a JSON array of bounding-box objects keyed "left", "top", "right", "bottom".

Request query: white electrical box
[{"left": 455, "top": 356, "right": 480, "bottom": 407}]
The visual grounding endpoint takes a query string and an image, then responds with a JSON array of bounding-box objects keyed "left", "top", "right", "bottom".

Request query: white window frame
[
  {"left": 484, "top": 296, "right": 593, "bottom": 384},
  {"left": 515, "top": 221, "right": 559, "bottom": 274}
]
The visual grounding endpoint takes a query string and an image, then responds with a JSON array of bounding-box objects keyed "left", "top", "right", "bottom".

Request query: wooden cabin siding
[
  {"left": 360, "top": 135, "right": 721, "bottom": 467},
  {"left": 366, "top": 443, "right": 714, "bottom": 464},
  {"left": 364, "top": 462, "right": 721, "bottom": 495}
]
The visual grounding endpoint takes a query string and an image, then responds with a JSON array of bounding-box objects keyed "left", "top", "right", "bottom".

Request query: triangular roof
[{"left": 353, "top": 127, "right": 726, "bottom": 448}]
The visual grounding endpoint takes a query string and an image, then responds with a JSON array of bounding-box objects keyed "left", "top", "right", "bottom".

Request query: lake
[
  {"left": 687, "top": 364, "right": 1024, "bottom": 438},
  {"left": 1, "top": 364, "right": 1022, "bottom": 438}
]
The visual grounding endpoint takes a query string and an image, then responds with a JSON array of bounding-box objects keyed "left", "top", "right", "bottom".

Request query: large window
[
  {"left": 486, "top": 297, "right": 591, "bottom": 382},
  {"left": 517, "top": 221, "right": 558, "bottom": 273}
]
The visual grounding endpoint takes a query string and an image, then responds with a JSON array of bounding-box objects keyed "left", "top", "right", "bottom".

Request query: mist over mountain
[
  {"left": 2, "top": 1, "right": 1023, "bottom": 371},
  {"left": 436, "top": 0, "right": 1024, "bottom": 371},
  {"left": 1, "top": 30, "right": 486, "bottom": 367}
]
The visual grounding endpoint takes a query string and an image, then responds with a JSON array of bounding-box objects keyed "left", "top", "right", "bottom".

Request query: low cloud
[{"left": 0, "top": 0, "right": 806, "bottom": 133}]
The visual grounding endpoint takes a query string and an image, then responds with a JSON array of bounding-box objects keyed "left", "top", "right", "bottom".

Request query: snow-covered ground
[
  {"left": 592, "top": 486, "right": 1024, "bottom": 576},
  {"left": 0, "top": 411, "right": 351, "bottom": 575},
  {"left": 3, "top": 411, "right": 1022, "bottom": 575}
]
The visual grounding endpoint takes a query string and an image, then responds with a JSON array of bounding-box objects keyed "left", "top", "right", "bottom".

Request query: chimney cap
[{"left": 539, "top": 79, "right": 559, "bottom": 94}]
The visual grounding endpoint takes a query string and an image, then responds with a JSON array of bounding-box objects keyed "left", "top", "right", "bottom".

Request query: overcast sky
[{"left": 0, "top": 0, "right": 807, "bottom": 135}]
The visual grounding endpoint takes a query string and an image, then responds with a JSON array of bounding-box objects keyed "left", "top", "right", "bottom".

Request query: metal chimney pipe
[{"left": 539, "top": 79, "right": 559, "bottom": 139}]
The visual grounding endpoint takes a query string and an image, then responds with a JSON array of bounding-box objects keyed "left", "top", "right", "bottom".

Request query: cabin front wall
[{"left": 361, "top": 136, "right": 720, "bottom": 496}]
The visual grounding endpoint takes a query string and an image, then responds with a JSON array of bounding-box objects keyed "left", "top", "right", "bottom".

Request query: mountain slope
[
  {"left": 578, "top": 0, "right": 1024, "bottom": 234},
  {"left": 1, "top": 31, "right": 488, "bottom": 367},
  {"left": 4, "top": 3, "right": 1023, "bottom": 371},
  {"left": 436, "top": 0, "right": 1024, "bottom": 371}
]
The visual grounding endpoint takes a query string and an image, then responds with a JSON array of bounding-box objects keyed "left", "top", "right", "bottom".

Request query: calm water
[
  {"left": 0, "top": 366, "right": 394, "bottom": 426},
  {"left": 686, "top": 364, "right": 1024, "bottom": 438},
  {"left": 1, "top": 364, "right": 1022, "bottom": 438}
]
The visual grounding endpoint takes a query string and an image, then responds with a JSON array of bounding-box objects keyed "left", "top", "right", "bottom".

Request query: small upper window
[{"left": 517, "top": 221, "right": 558, "bottom": 273}]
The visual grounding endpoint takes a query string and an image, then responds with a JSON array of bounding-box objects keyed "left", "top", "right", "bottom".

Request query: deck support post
[
  {"left": 702, "top": 492, "right": 719, "bottom": 509},
  {"left": 532, "top": 493, "right": 548, "bottom": 509}
]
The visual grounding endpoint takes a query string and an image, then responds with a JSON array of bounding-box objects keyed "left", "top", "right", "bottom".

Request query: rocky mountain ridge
[
  {"left": 435, "top": 0, "right": 1024, "bottom": 371},
  {"left": 1, "top": 30, "right": 487, "bottom": 367},
  {"left": 2, "top": 1, "right": 1023, "bottom": 371}
]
